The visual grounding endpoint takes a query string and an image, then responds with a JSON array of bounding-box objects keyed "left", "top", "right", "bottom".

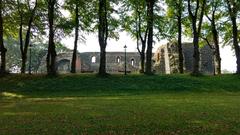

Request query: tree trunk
[
  {"left": 99, "top": 46, "right": 106, "bottom": 75},
  {"left": 145, "top": 0, "right": 154, "bottom": 75},
  {"left": 71, "top": 4, "right": 79, "bottom": 73},
  {"left": 137, "top": 39, "right": 146, "bottom": 74},
  {"left": 21, "top": 54, "right": 27, "bottom": 73},
  {"left": 140, "top": 53, "right": 145, "bottom": 73},
  {"left": 231, "top": 16, "right": 240, "bottom": 74},
  {"left": 19, "top": 22, "right": 25, "bottom": 73},
  {"left": 188, "top": 0, "right": 206, "bottom": 75},
  {"left": 18, "top": 0, "right": 25, "bottom": 74},
  {"left": 192, "top": 31, "right": 200, "bottom": 75},
  {"left": 177, "top": 15, "right": 184, "bottom": 74},
  {"left": 226, "top": 0, "right": 240, "bottom": 74},
  {"left": 211, "top": 21, "right": 221, "bottom": 75},
  {"left": 136, "top": 9, "right": 147, "bottom": 74},
  {"left": 46, "top": 46, "right": 50, "bottom": 73},
  {"left": 98, "top": 0, "right": 108, "bottom": 76},
  {"left": 47, "top": 0, "right": 57, "bottom": 76},
  {"left": 21, "top": 17, "right": 35, "bottom": 74},
  {"left": 19, "top": 0, "right": 37, "bottom": 74},
  {"left": 0, "top": 0, "right": 6, "bottom": 74}
]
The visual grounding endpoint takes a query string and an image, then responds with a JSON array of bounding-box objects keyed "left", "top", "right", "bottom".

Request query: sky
[{"left": 61, "top": 32, "right": 237, "bottom": 73}]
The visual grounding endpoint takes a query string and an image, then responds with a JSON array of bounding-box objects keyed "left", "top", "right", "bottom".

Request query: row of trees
[
  {"left": 164, "top": 0, "right": 239, "bottom": 75},
  {"left": 0, "top": 0, "right": 239, "bottom": 76}
]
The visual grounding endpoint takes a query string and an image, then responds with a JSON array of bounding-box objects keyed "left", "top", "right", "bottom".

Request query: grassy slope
[{"left": 0, "top": 74, "right": 240, "bottom": 134}]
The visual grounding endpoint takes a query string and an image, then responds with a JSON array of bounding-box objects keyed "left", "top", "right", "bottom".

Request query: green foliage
[
  {"left": 3, "top": 37, "right": 71, "bottom": 73},
  {"left": 120, "top": 0, "right": 147, "bottom": 38},
  {"left": 3, "top": 38, "right": 47, "bottom": 73},
  {"left": 62, "top": 0, "right": 95, "bottom": 35},
  {"left": 2, "top": 0, "right": 18, "bottom": 38},
  {"left": 0, "top": 0, "right": 239, "bottom": 74},
  {"left": 4, "top": 38, "right": 21, "bottom": 70},
  {"left": 200, "top": 0, "right": 225, "bottom": 47},
  {"left": 164, "top": 0, "right": 189, "bottom": 40},
  {"left": 220, "top": 0, "right": 240, "bottom": 47}
]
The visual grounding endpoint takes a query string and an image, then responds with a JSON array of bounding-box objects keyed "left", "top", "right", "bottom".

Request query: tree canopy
[{"left": 0, "top": 0, "right": 239, "bottom": 75}]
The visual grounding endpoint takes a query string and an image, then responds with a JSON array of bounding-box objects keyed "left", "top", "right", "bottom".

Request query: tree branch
[
  {"left": 201, "top": 36, "right": 214, "bottom": 49},
  {"left": 187, "top": 0, "right": 194, "bottom": 19},
  {"left": 197, "top": 0, "right": 206, "bottom": 35}
]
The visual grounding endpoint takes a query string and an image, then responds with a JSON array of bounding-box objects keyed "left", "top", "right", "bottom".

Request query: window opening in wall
[
  {"left": 117, "top": 56, "right": 120, "bottom": 63},
  {"left": 91, "top": 56, "right": 96, "bottom": 63},
  {"left": 131, "top": 59, "right": 134, "bottom": 66}
]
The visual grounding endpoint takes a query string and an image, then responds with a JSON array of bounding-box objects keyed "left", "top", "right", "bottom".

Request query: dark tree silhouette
[
  {"left": 176, "top": 0, "right": 184, "bottom": 74},
  {"left": 136, "top": 8, "right": 148, "bottom": 73},
  {"left": 71, "top": 3, "right": 79, "bottom": 73},
  {"left": 46, "top": 0, "right": 57, "bottom": 75},
  {"left": 187, "top": 0, "right": 206, "bottom": 75},
  {"left": 0, "top": 0, "right": 7, "bottom": 74},
  {"left": 226, "top": 0, "right": 240, "bottom": 74},
  {"left": 98, "top": 0, "right": 108, "bottom": 76},
  {"left": 17, "top": 0, "right": 38, "bottom": 74},
  {"left": 204, "top": 0, "right": 222, "bottom": 75},
  {"left": 145, "top": 0, "right": 155, "bottom": 75}
]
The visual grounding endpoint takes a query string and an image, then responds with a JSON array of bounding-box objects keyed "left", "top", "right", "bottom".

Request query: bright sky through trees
[
  {"left": 61, "top": 32, "right": 236, "bottom": 72},
  {"left": 58, "top": 0, "right": 236, "bottom": 73}
]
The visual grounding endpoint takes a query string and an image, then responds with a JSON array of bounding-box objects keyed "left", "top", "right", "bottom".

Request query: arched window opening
[
  {"left": 131, "top": 59, "right": 135, "bottom": 66},
  {"left": 91, "top": 56, "right": 96, "bottom": 63},
  {"left": 117, "top": 56, "right": 121, "bottom": 63}
]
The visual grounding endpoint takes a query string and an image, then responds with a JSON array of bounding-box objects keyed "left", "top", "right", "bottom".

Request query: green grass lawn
[{"left": 0, "top": 74, "right": 240, "bottom": 134}]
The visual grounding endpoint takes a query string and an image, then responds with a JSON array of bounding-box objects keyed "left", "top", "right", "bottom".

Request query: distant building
[
  {"left": 153, "top": 42, "right": 214, "bottom": 74},
  {"left": 38, "top": 42, "right": 214, "bottom": 74},
  {"left": 79, "top": 52, "right": 140, "bottom": 73},
  {"left": 38, "top": 52, "right": 141, "bottom": 73}
]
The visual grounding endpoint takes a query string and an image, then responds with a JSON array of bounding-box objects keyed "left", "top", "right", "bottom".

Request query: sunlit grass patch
[
  {"left": 1, "top": 92, "right": 24, "bottom": 98},
  {"left": 2, "top": 112, "right": 37, "bottom": 116}
]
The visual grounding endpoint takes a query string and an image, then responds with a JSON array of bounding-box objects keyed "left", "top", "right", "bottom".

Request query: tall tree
[
  {"left": 70, "top": 2, "right": 79, "bottom": 73},
  {"left": 0, "top": 0, "right": 7, "bottom": 74},
  {"left": 98, "top": 0, "right": 108, "bottom": 76},
  {"left": 121, "top": 0, "right": 148, "bottom": 73},
  {"left": 17, "top": 0, "right": 38, "bottom": 74},
  {"left": 64, "top": 0, "right": 92, "bottom": 73},
  {"left": 145, "top": 0, "right": 155, "bottom": 75},
  {"left": 46, "top": 0, "right": 57, "bottom": 75},
  {"left": 202, "top": 0, "right": 222, "bottom": 75},
  {"left": 225, "top": 0, "right": 240, "bottom": 74},
  {"left": 165, "top": 0, "right": 184, "bottom": 73},
  {"left": 176, "top": 0, "right": 184, "bottom": 74},
  {"left": 187, "top": 0, "right": 206, "bottom": 75},
  {"left": 137, "top": 8, "right": 148, "bottom": 73}
]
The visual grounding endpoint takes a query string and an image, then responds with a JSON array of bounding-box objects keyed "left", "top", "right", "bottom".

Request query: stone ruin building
[
  {"left": 153, "top": 42, "right": 214, "bottom": 74},
  {"left": 38, "top": 42, "right": 214, "bottom": 74},
  {"left": 38, "top": 52, "right": 141, "bottom": 73},
  {"left": 79, "top": 52, "right": 140, "bottom": 73}
]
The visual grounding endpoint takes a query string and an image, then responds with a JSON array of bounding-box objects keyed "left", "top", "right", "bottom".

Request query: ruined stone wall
[
  {"left": 38, "top": 52, "right": 141, "bottom": 73},
  {"left": 153, "top": 42, "right": 214, "bottom": 74},
  {"left": 80, "top": 52, "right": 141, "bottom": 73},
  {"left": 38, "top": 52, "right": 81, "bottom": 73},
  {"left": 153, "top": 47, "right": 166, "bottom": 74}
]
